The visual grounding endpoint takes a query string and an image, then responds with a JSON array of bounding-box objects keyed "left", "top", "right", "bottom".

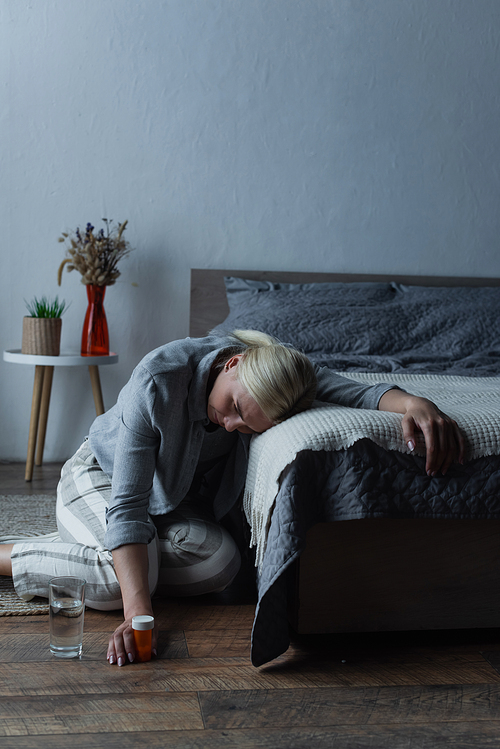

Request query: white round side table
[{"left": 3, "top": 349, "right": 119, "bottom": 481}]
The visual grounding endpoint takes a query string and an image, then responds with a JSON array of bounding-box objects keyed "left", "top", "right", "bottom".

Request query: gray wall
[{"left": 2, "top": 0, "right": 500, "bottom": 462}]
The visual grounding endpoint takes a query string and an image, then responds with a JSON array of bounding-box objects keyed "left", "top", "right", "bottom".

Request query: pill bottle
[{"left": 132, "top": 615, "right": 154, "bottom": 662}]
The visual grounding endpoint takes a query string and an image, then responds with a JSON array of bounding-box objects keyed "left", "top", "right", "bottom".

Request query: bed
[{"left": 190, "top": 268, "right": 500, "bottom": 667}]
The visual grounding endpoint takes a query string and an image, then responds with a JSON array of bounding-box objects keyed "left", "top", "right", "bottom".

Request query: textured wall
[{"left": 2, "top": 0, "right": 500, "bottom": 461}]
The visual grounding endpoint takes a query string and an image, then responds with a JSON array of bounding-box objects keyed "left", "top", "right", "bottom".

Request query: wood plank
[
  {"left": 151, "top": 599, "right": 255, "bottom": 631},
  {"left": 0, "top": 462, "right": 62, "bottom": 495},
  {"left": 481, "top": 652, "right": 500, "bottom": 675},
  {"left": 0, "top": 661, "right": 177, "bottom": 697},
  {"left": 73, "top": 608, "right": 124, "bottom": 632},
  {"left": 0, "top": 600, "right": 254, "bottom": 634},
  {"left": 156, "top": 630, "right": 189, "bottom": 659},
  {"left": 199, "top": 684, "right": 500, "bottom": 729},
  {"left": 0, "top": 633, "right": 102, "bottom": 662},
  {"left": 0, "top": 631, "right": 187, "bottom": 662},
  {"left": 0, "top": 610, "right": 124, "bottom": 634},
  {"left": 3, "top": 723, "right": 500, "bottom": 749},
  {"left": 81, "top": 598, "right": 254, "bottom": 633},
  {"left": 111, "top": 653, "right": 499, "bottom": 692},
  {"left": 0, "top": 692, "right": 203, "bottom": 736},
  {"left": 185, "top": 629, "right": 251, "bottom": 658},
  {"left": 0, "top": 616, "right": 51, "bottom": 634}
]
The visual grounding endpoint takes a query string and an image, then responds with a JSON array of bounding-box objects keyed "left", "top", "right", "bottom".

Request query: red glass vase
[{"left": 81, "top": 284, "right": 109, "bottom": 356}]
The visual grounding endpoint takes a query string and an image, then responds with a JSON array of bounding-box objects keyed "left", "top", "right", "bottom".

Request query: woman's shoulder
[{"left": 136, "top": 334, "right": 232, "bottom": 379}]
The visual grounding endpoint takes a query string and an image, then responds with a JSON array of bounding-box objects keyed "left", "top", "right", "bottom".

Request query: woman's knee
[{"left": 156, "top": 519, "right": 241, "bottom": 596}]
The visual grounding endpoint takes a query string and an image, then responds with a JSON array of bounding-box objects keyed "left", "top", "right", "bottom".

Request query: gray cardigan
[{"left": 88, "top": 334, "right": 396, "bottom": 550}]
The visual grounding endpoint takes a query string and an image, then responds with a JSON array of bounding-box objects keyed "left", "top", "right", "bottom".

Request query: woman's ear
[{"left": 224, "top": 354, "right": 243, "bottom": 372}]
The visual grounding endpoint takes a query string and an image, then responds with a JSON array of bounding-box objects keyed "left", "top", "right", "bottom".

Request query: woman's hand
[
  {"left": 107, "top": 615, "right": 158, "bottom": 666},
  {"left": 108, "top": 542, "right": 156, "bottom": 666},
  {"left": 378, "top": 390, "right": 466, "bottom": 476}
]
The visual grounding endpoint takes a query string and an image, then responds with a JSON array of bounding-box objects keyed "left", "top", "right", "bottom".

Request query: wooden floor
[{"left": 2, "top": 463, "right": 500, "bottom": 747}]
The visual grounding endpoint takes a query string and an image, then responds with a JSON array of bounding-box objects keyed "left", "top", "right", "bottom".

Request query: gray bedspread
[
  {"left": 212, "top": 277, "right": 500, "bottom": 666},
  {"left": 217, "top": 278, "right": 500, "bottom": 376}
]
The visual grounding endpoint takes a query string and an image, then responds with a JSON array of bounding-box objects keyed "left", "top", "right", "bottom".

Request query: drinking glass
[{"left": 49, "top": 576, "right": 86, "bottom": 658}]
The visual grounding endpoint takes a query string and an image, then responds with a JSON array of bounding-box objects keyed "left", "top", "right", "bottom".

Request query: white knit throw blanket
[{"left": 243, "top": 373, "right": 500, "bottom": 570}]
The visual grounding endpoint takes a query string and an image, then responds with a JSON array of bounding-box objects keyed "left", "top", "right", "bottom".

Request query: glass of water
[{"left": 49, "top": 576, "right": 86, "bottom": 658}]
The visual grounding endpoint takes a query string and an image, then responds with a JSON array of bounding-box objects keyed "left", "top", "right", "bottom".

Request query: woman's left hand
[{"left": 378, "top": 390, "right": 466, "bottom": 476}]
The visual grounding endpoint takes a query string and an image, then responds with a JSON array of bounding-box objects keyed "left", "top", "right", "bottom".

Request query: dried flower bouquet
[{"left": 57, "top": 219, "right": 132, "bottom": 287}]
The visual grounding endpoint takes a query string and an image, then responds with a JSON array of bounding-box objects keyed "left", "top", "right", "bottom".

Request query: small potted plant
[{"left": 22, "top": 296, "right": 68, "bottom": 356}]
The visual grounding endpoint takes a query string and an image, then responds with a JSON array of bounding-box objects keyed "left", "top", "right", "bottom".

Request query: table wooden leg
[
  {"left": 25, "top": 365, "right": 45, "bottom": 481},
  {"left": 35, "top": 365, "right": 54, "bottom": 466},
  {"left": 88, "top": 365, "right": 105, "bottom": 416}
]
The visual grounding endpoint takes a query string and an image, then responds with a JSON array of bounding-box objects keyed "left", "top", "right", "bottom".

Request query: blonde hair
[{"left": 226, "top": 329, "right": 317, "bottom": 424}]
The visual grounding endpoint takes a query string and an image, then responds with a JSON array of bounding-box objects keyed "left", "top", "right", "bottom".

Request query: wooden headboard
[{"left": 189, "top": 269, "right": 500, "bottom": 338}]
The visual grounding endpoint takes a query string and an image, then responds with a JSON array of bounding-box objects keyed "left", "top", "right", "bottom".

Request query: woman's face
[{"left": 207, "top": 355, "right": 274, "bottom": 435}]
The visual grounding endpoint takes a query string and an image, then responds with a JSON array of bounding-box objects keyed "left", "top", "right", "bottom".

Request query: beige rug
[{"left": 0, "top": 494, "right": 57, "bottom": 615}]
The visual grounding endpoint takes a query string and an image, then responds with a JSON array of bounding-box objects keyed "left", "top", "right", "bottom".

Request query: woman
[{"left": 0, "top": 330, "right": 464, "bottom": 666}]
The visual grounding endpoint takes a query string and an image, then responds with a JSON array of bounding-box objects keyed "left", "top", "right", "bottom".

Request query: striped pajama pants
[{"left": 11, "top": 441, "right": 241, "bottom": 610}]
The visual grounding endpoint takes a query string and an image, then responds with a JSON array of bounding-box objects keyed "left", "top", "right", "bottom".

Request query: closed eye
[{"left": 234, "top": 401, "right": 258, "bottom": 434}]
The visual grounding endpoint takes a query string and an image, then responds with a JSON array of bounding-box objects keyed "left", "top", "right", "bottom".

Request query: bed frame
[{"left": 190, "top": 268, "right": 500, "bottom": 635}]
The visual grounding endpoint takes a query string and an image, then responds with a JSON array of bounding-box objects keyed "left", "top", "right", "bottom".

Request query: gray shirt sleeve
[
  {"left": 103, "top": 366, "right": 160, "bottom": 550},
  {"left": 314, "top": 364, "right": 399, "bottom": 409}
]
